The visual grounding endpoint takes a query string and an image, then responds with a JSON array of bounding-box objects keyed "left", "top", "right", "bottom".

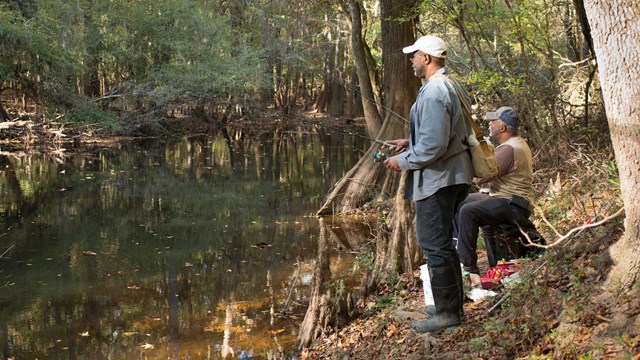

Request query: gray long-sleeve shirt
[{"left": 398, "top": 67, "right": 474, "bottom": 201}]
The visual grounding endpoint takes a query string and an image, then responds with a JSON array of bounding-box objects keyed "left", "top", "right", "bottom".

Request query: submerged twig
[
  {"left": 0, "top": 244, "right": 15, "bottom": 259},
  {"left": 280, "top": 257, "right": 301, "bottom": 315}
]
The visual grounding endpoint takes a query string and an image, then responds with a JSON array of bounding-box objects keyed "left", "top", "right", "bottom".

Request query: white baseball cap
[{"left": 402, "top": 35, "right": 447, "bottom": 59}]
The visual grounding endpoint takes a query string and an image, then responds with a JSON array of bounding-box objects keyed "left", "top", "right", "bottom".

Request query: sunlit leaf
[
  {"left": 268, "top": 328, "right": 286, "bottom": 335},
  {"left": 385, "top": 323, "right": 399, "bottom": 337},
  {"left": 251, "top": 242, "right": 271, "bottom": 249},
  {"left": 140, "top": 343, "right": 154, "bottom": 349},
  {"left": 79, "top": 331, "right": 89, "bottom": 337},
  {"left": 127, "top": 285, "right": 141, "bottom": 290}
]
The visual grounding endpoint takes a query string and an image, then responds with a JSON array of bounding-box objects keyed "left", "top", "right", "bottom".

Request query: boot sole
[{"left": 409, "top": 320, "right": 461, "bottom": 335}]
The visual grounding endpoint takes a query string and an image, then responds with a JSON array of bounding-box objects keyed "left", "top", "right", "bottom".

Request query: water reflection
[{"left": 0, "top": 127, "right": 368, "bottom": 359}]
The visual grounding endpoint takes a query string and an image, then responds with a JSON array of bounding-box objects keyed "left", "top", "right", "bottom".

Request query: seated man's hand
[{"left": 473, "top": 176, "right": 492, "bottom": 186}]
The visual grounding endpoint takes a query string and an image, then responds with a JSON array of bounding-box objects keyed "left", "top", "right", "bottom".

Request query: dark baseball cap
[{"left": 485, "top": 106, "right": 518, "bottom": 128}]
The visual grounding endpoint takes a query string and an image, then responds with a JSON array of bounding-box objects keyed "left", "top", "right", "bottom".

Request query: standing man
[
  {"left": 455, "top": 106, "right": 544, "bottom": 275},
  {"left": 384, "top": 35, "right": 473, "bottom": 333}
]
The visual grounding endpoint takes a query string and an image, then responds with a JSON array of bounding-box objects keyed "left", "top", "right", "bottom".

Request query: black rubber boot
[
  {"left": 516, "top": 222, "right": 546, "bottom": 258},
  {"left": 482, "top": 225, "right": 499, "bottom": 267},
  {"left": 422, "top": 305, "right": 436, "bottom": 316},
  {"left": 451, "top": 253, "right": 465, "bottom": 318},
  {"left": 410, "top": 263, "right": 462, "bottom": 333}
]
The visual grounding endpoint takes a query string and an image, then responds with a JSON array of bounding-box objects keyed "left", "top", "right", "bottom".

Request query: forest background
[{"left": 1, "top": 0, "right": 639, "bottom": 358}]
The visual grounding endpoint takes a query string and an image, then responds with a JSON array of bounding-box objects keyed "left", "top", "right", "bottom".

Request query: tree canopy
[{"left": 1, "top": 0, "right": 602, "bottom": 141}]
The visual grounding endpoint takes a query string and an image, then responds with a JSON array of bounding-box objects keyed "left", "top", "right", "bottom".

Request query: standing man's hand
[
  {"left": 384, "top": 155, "right": 401, "bottom": 172},
  {"left": 384, "top": 139, "right": 409, "bottom": 153}
]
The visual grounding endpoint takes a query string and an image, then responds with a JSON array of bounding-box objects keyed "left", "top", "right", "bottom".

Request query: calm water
[{"left": 0, "top": 127, "right": 369, "bottom": 359}]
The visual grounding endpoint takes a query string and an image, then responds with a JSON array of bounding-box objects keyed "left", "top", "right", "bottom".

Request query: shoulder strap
[{"left": 430, "top": 74, "right": 484, "bottom": 140}]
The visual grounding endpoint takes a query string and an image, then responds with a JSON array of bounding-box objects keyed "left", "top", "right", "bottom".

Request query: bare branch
[{"left": 518, "top": 206, "right": 625, "bottom": 249}]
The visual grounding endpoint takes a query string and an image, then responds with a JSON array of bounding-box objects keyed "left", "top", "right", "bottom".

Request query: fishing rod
[
  {"left": 278, "top": 111, "right": 399, "bottom": 149},
  {"left": 487, "top": 199, "right": 620, "bottom": 313}
]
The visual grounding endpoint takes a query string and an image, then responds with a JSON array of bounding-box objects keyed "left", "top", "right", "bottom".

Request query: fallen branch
[
  {"left": 0, "top": 120, "right": 33, "bottom": 130},
  {"left": 518, "top": 206, "right": 625, "bottom": 249},
  {"left": 0, "top": 150, "right": 30, "bottom": 157},
  {"left": 490, "top": 201, "right": 622, "bottom": 313}
]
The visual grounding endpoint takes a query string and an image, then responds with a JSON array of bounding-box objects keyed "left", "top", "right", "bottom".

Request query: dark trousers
[
  {"left": 455, "top": 192, "right": 534, "bottom": 269},
  {"left": 415, "top": 184, "right": 469, "bottom": 268}
]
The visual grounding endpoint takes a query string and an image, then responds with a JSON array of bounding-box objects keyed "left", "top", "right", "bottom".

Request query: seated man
[{"left": 455, "top": 106, "right": 545, "bottom": 275}]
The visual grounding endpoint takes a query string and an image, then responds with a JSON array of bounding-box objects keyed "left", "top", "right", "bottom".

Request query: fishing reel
[
  {"left": 373, "top": 144, "right": 396, "bottom": 162},
  {"left": 373, "top": 149, "right": 391, "bottom": 162}
]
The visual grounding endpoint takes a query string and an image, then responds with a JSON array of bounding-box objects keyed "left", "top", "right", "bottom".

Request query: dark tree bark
[
  {"left": 0, "top": 101, "right": 11, "bottom": 122},
  {"left": 318, "top": 0, "right": 418, "bottom": 216},
  {"left": 573, "top": 0, "right": 595, "bottom": 59}
]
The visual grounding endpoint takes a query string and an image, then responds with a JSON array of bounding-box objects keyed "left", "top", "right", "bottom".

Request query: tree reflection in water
[
  {"left": 298, "top": 216, "right": 376, "bottom": 349},
  {"left": 0, "top": 128, "right": 370, "bottom": 359}
]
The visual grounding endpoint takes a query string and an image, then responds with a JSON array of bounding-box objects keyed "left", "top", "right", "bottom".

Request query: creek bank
[
  {"left": 0, "top": 111, "right": 366, "bottom": 153},
  {"left": 300, "top": 218, "right": 640, "bottom": 359},
  {"left": 3, "top": 110, "right": 637, "bottom": 359}
]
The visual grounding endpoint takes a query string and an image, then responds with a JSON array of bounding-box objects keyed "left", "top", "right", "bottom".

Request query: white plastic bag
[{"left": 420, "top": 264, "right": 434, "bottom": 308}]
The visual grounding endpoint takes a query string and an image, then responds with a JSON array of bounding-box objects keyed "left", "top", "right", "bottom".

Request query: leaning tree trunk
[
  {"left": 318, "top": 0, "right": 421, "bottom": 280},
  {"left": 348, "top": 0, "right": 383, "bottom": 139},
  {"left": 584, "top": 0, "right": 640, "bottom": 290},
  {"left": 298, "top": 0, "right": 423, "bottom": 350},
  {"left": 318, "top": 0, "right": 418, "bottom": 217}
]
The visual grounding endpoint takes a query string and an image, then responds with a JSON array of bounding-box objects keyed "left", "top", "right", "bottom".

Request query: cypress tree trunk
[{"left": 584, "top": 0, "right": 640, "bottom": 290}]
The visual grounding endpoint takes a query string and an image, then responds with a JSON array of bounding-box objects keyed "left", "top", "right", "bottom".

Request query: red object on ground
[{"left": 480, "top": 260, "right": 520, "bottom": 289}]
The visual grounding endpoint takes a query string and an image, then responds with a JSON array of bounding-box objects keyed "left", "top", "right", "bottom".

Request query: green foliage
[
  {"left": 416, "top": 0, "right": 588, "bottom": 138},
  {"left": 0, "top": 0, "right": 614, "bottom": 148},
  {"left": 1, "top": 0, "right": 281, "bottom": 121},
  {"left": 145, "top": 2, "right": 269, "bottom": 96},
  {"left": 468, "top": 336, "right": 490, "bottom": 354},
  {"left": 354, "top": 249, "right": 375, "bottom": 272},
  {"left": 375, "top": 291, "right": 399, "bottom": 308},
  {"left": 377, "top": 213, "right": 388, "bottom": 227},
  {"left": 0, "top": 3, "right": 83, "bottom": 101},
  {"left": 607, "top": 162, "right": 620, "bottom": 187},
  {"left": 66, "top": 100, "right": 122, "bottom": 131},
  {"left": 325, "top": 278, "right": 347, "bottom": 306}
]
